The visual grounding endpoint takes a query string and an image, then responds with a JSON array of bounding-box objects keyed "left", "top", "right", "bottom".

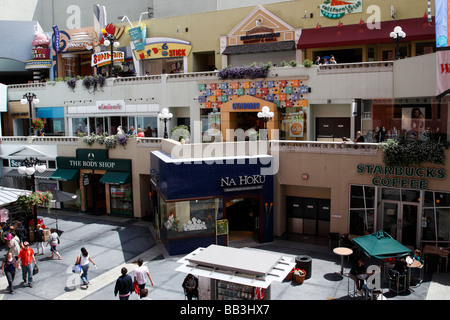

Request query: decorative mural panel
[{"left": 197, "top": 79, "right": 309, "bottom": 109}]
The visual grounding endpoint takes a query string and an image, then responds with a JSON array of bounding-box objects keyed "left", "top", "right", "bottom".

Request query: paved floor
[{"left": 1, "top": 210, "right": 449, "bottom": 302}]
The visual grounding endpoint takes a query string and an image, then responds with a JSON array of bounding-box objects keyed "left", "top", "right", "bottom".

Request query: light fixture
[
  {"left": 390, "top": 26, "right": 406, "bottom": 60},
  {"left": 352, "top": 100, "right": 358, "bottom": 117},
  {"left": 20, "top": 92, "right": 39, "bottom": 136},
  {"left": 158, "top": 108, "right": 173, "bottom": 138},
  {"left": 257, "top": 106, "right": 274, "bottom": 140}
]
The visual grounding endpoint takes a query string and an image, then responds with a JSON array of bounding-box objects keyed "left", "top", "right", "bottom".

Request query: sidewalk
[{"left": 0, "top": 209, "right": 448, "bottom": 301}]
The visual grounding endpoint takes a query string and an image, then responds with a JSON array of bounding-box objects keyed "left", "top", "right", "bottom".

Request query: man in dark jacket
[
  {"left": 182, "top": 273, "right": 199, "bottom": 300},
  {"left": 114, "top": 267, "right": 133, "bottom": 300}
]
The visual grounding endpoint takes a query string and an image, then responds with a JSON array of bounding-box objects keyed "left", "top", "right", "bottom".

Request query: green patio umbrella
[{"left": 352, "top": 231, "right": 412, "bottom": 259}]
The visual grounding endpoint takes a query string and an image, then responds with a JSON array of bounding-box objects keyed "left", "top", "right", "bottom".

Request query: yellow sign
[
  {"left": 134, "top": 42, "right": 192, "bottom": 60},
  {"left": 92, "top": 51, "right": 125, "bottom": 67}
]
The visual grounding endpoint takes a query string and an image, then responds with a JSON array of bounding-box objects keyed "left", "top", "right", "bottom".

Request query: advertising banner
[
  {"left": 52, "top": 25, "right": 60, "bottom": 53},
  {"left": 129, "top": 25, "right": 147, "bottom": 51},
  {"left": 287, "top": 112, "right": 305, "bottom": 138},
  {"left": 436, "top": 0, "right": 450, "bottom": 98}
]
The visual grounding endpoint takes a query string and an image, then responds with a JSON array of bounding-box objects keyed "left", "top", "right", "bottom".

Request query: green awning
[
  {"left": 50, "top": 168, "right": 80, "bottom": 181},
  {"left": 99, "top": 171, "right": 131, "bottom": 185},
  {"left": 352, "top": 231, "right": 412, "bottom": 259}
]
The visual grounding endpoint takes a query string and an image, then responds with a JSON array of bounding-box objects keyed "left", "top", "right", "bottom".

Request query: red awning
[{"left": 297, "top": 17, "right": 435, "bottom": 49}]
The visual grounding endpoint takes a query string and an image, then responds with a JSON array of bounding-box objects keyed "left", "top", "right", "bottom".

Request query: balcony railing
[
  {"left": 317, "top": 61, "right": 394, "bottom": 74},
  {"left": 270, "top": 140, "right": 379, "bottom": 155}
]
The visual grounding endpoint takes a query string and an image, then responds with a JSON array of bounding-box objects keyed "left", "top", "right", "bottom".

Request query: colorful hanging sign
[
  {"left": 288, "top": 112, "right": 305, "bottom": 138},
  {"left": 319, "top": 0, "right": 363, "bottom": 19},
  {"left": 134, "top": 42, "right": 192, "bottom": 60},
  {"left": 91, "top": 51, "right": 125, "bottom": 67},
  {"left": 129, "top": 25, "right": 147, "bottom": 51},
  {"left": 435, "top": 0, "right": 450, "bottom": 99}
]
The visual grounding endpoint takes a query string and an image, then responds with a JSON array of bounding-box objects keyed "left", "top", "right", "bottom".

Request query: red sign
[{"left": 32, "top": 48, "right": 50, "bottom": 60}]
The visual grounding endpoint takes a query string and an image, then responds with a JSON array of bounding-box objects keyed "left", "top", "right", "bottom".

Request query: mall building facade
[{"left": 1, "top": 1, "right": 449, "bottom": 254}]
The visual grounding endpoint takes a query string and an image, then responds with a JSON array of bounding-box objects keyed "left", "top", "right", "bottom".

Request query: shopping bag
[
  {"left": 72, "top": 264, "right": 82, "bottom": 273},
  {"left": 133, "top": 280, "right": 140, "bottom": 295},
  {"left": 33, "top": 264, "right": 39, "bottom": 275}
]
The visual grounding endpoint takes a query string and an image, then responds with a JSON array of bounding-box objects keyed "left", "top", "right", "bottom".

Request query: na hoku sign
[
  {"left": 357, "top": 164, "right": 446, "bottom": 190},
  {"left": 320, "top": 0, "right": 363, "bottom": 19}
]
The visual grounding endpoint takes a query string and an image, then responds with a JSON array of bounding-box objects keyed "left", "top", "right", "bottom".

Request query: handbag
[{"left": 33, "top": 264, "right": 39, "bottom": 275}]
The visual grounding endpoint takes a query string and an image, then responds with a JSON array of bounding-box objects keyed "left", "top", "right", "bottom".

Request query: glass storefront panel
[
  {"left": 382, "top": 188, "right": 400, "bottom": 201},
  {"left": 422, "top": 209, "right": 436, "bottom": 241},
  {"left": 436, "top": 208, "right": 450, "bottom": 241},
  {"left": 110, "top": 184, "right": 133, "bottom": 216},
  {"left": 161, "top": 198, "right": 221, "bottom": 239},
  {"left": 73, "top": 118, "right": 88, "bottom": 135},
  {"left": 361, "top": 98, "right": 448, "bottom": 143},
  {"left": 349, "top": 185, "right": 375, "bottom": 236},
  {"left": 136, "top": 117, "right": 157, "bottom": 137}
]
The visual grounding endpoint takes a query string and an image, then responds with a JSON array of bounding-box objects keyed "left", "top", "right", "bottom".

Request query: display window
[
  {"left": 280, "top": 107, "right": 307, "bottom": 141},
  {"left": 160, "top": 198, "right": 221, "bottom": 239},
  {"left": 110, "top": 184, "right": 133, "bottom": 216}
]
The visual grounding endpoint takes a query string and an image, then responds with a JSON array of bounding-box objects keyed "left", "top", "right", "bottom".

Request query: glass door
[
  {"left": 382, "top": 202, "right": 399, "bottom": 238},
  {"left": 401, "top": 204, "right": 418, "bottom": 248},
  {"left": 382, "top": 201, "right": 419, "bottom": 247}
]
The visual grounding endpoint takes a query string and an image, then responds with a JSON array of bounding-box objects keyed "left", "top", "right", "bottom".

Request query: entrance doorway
[
  {"left": 316, "top": 117, "right": 350, "bottom": 141},
  {"left": 382, "top": 201, "right": 419, "bottom": 248},
  {"left": 224, "top": 197, "right": 261, "bottom": 242},
  {"left": 85, "top": 174, "right": 106, "bottom": 213}
]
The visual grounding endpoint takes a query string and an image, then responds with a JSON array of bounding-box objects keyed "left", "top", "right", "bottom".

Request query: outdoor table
[
  {"left": 423, "top": 245, "right": 449, "bottom": 272},
  {"left": 333, "top": 247, "right": 353, "bottom": 275},
  {"left": 407, "top": 259, "right": 422, "bottom": 289}
]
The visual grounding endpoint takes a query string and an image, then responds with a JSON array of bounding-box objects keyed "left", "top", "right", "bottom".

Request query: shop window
[
  {"left": 349, "top": 185, "right": 375, "bottom": 236},
  {"left": 401, "top": 189, "right": 420, "bottom": 203},
  {"left": 72, "top": 118, "right": 88, "bottom": 135},
  {"left": 161, "top": 198, "right": 221, "bottom": 239},
  {"left": 136, "top": 117, "right": 157, "bottom": 137},
  {"left": 382, "top": 188, "right": 400, "bottom": 201},
  {"left": 422, "top": 191, "right": 450, "bottom": 245},
  {"left": 110, "top": 185, "right": 133, "bottom": 216},
  {"left": 3, "top": 159, "right": 9, "bottom": 167},
  {"left": 280, "top": 107, "right": 307, "bottom": 141}
]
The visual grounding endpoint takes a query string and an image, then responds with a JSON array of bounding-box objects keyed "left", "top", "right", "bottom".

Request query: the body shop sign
[
  {"left": 92, "top": 51, "right": 125, "bottom": 67},
  {"left": 320, "top": 0, "right": 363, "bottom": 19},
  {"left": 356, "top": 164, "right": 446, "bottom": 190}
]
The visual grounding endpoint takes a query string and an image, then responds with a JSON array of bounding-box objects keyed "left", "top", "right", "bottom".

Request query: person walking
[
  {"left": 35, "top": 225, "right": 45, "bottom": 255},
  {"left": 17, "top": 241, "right": 36, "bottom": 288},
  {"left": 6, "top": 233, "right": 21, "bottom": 260},
  {"left": 46, "top": 228, "right": 61, "bottom": 260},
  {"left": 134, "top": 258, "right": 154, "bottom": 298},
  {"left": 76, "top": 247, "right": 96, "bottom": 286},
  {"left": 114, "top": 267, "right": 133, "bottom": 300},
  {"left": 1, "top": 251, "right": 18, "bottom": 294}
]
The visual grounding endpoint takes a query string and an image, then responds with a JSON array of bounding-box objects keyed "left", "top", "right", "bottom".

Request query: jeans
[
  {"left": 80, "top": 265, "right": 89, "bottom": 285},
  {"left": 21, "top": 263, "right": 33, "bottom": 284},
  {"left": 36, "top": 242, "right": 45, "bottom": 254},
  {"left": 5, "top": 270, "right": 15, "bottom": 292}
]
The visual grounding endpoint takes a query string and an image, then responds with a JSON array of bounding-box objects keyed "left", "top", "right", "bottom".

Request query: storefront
[
  {"left": 176, "top": 244, "right": 295, "bottom": 300},
  {"left": 278, "top": 146, "right": 450, "bottom": 250},
  {"left": 220, "top": 5, "right": 301, "bottom": 68},
  {"left": 131, "top": 37, "right": 192, "bottom": 75},
  {"left": 67, "top": 99, "right": 159, "bottom": 136},
  {"left": 197, "top": 79, "right": 310, "bottom": 142},
  {"left": 150, "top": 150, "right": 274, "bottom": 255},
  {"left": 51, "top": 148, "right": 133, "bottom": 216}
]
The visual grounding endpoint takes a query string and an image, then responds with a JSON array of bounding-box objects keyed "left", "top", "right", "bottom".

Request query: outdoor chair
[
  {"left": 388, "top": 269, "right": 407, "bottom": 294},
  {"left": 347, "top": 273, "right": 363, "bottom": 299}
]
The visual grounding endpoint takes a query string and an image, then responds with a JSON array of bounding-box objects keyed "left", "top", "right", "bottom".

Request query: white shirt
[
  {"left": 79, "top": 254, "right": 90, "bottom": 266},
  {"left": 134, "top": 266, "right": 149, "bottom": 285}
]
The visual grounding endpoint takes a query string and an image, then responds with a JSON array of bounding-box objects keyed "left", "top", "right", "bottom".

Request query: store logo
[
  {"left": 88, "top": 153, "right": 95, "bottom": 161},
  {"left": 320, "top": 0, "right": 363, "bottom": 19},
  {"left": 441, "top": 63, "right": 450, "bottom": 74}
]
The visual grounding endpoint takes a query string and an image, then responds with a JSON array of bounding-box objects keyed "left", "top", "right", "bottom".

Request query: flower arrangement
[
  {"left": 381, "top": 140, "right": 447, "bottom": 166},
  {"left": 95, "top": 132, "right": 108, "bottom": 145},
  {"left": 82, "top": 76, "right": 95, "bottom": 91},
  {"left": 32, "top": 118, "right": 45, "bottom": 132},
  {"left": 67, "top": 77, "right": 77, "bottom": 91},
  {"left": 16, "top": 191, "right": 53, "bottom": 213},
  {"left": 217, "top": 62, "right": 271, "bottom": 80},
  {"left": 294, "top": 269, "right": 306, "bottom": 276},
  {"left": 104, "top": 135, "right": 117, "bottom": 150},
  {"left": 116, "top": 133, "right": 128, "bottom": 146},
  {"left": 164, "top": 214, "right": 179, "bottom": 231},
  {"left": 82, "top": 132, "right": 97, "bottom": 146}
]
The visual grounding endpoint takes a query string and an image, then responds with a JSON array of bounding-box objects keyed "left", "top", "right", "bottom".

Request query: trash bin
[{"left": 295, "top": 255, "right": 312, "bottom": 280}]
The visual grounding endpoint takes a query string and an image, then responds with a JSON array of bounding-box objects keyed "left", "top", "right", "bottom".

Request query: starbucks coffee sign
[{"left": 356, "top": 164, "right": 446, "bottom": 190}]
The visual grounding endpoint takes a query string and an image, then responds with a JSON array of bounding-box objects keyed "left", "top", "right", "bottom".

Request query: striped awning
[
  {"left": 3, "top": 168, "right": 55, "bottom": 180},
  {"left": 0, "top": 187, "right": 30, "bottom": 207}
]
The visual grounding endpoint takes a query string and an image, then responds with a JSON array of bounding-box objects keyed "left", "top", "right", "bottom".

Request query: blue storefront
[{"left": 150, "top": 150, "right": 274, "bottom": 255}]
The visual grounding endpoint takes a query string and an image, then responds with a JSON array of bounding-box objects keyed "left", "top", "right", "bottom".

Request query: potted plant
[{"left": 294, "top": 268, "right": 306, "bottom": 284}]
